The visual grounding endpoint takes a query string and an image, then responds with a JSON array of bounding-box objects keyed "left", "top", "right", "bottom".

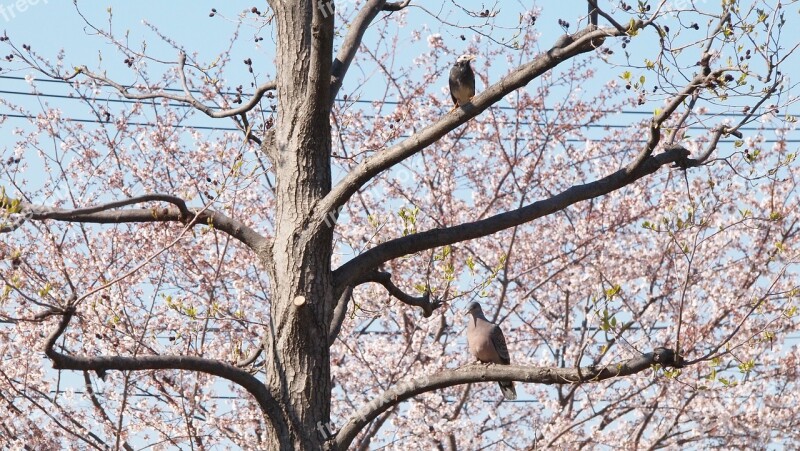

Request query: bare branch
[
  {"left": 334, "top": 348, "right": 682, "bottom": 449},
  {"left": 333, "top": 146, "right": 690, "bottom": 288},
  {"left": 81, "top": 371, "right": 135, "bottom": 451},
  {"left": 691, "top": 76, "right": 782, "bottom": 164},
  {"left": 586, "top": 0, "right": 627, "bottom": 31},
  {"left": 383, "top": 1, "right": 411, "bottom": 12},
  {"left": 354, "top": 406, "right": 397, "bottom": 451},
  {"left": 666, "top": 92, "right": 700, "bottom": 145},
  {"left": 625, "top": 70, "right": 722, "bottom": 175},
  {"left": 41, "top": 307, "right": 290, "bottom": 439},
  {"left": 29, "top": 194, "right": 191, "bottom": 219},
  {"left": 5, "top": 195, "right": 268, "bottom": 253},
  {"left": 362, "top": 270, "right": 442, "bottom": 317},
  {"left": 309, "top": 0, "right": 336, "bottom": 106},
  {"left": 328, "top": 286, "right": 354, "bottom": 344},
  {"left": 75, "top": 54, "right": 276, "bottom": 119},
  {"left": 587, "top": 0, "right": 599, "bottom": 27},
  {"left": 330, "top": 0, "right": 397, "bottom": 104},
  {"left": 235, "top": 340, "right": 265, "bottom": 368}
]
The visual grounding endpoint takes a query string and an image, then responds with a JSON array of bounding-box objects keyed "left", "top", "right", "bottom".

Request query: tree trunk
[{"left": 263, "top": 1, "right": 335, "bottom": 449}]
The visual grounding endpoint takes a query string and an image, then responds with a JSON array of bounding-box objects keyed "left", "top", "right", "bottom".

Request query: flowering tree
[{"left": 1, "top": 1, "right": 798, "bottom": 449}]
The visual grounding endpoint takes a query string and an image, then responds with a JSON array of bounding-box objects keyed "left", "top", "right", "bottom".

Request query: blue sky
[{"left": 3, "top": 1, "right": 795, "bottom": 154}]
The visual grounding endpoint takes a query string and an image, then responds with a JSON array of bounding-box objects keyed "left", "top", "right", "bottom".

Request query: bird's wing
[
  {"left": 448, "top": 66, "right": 460, "bottom": 104},
  {"left": 464, "top": 65, "right": 476, "bottom": 95},
  {"left": 466, "top": 317, "right": 483, "bottom": 356},
  {"left": 490, "top": 324, "right": 511, "bottom": 364}
]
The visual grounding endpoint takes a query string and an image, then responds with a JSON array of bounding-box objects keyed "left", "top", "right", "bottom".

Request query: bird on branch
[
  {"left": 465, "top": 301, "right": 517, "bottom": 400},
  {"left": 449, "top": 54, "right": 476, "bottom": 111}
]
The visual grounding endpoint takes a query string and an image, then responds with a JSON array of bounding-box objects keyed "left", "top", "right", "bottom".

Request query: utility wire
[
  {"left": 0, "top": 85, "right": 776, "bottom": 132},
  {"left": 1, "top": 111, "right": 794, "bottom": 143},
  {"left": 0, "top": 74, "right": 781, "bottom": 118}
]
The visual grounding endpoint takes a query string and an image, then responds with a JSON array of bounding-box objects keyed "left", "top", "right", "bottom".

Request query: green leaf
[
  {"left": 604, "top": 285, "right": 621, "bottom": 299},
  {"left": 738, "top": 359, "right": 755, "bottom": 373},
  {"left": 466, "top": 255, "right": 475, "bottom": 273}
]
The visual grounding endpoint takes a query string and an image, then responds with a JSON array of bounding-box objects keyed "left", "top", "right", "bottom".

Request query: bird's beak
[{"left": 467, "top": 55, "right": 477, "bottom": 62}]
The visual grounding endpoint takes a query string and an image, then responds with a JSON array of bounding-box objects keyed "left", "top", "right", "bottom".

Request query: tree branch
[
  {"left": 310, "top": 0, "right": 335, "bottom": 106},
  {"left": 4, "top": 195, "right": 268, "bottom": 253},
  {"left": 624, "top": 70, "right": 723, "bottom": 176},
  {"left": 330, "top": 0, "right": 410, "bottom": 104},
  {"left": 383, "top": 1, "right": 411, "bottom": 12},
  {"left": 334, "top": 347, "right": 682, "bottom": 449},
  {"left": 690, "top": 75, "right": 781, "bottom": 164},
  {"left": 41, "top": 307, "right": 289, "bottom": 439},
  {"left": 586, "top": 0, "right": 627, "bottom": 31},
  {"left": 75, "top": 53, "right": 276, "bottom": 119},
  {"left": 354, "top": 405, "right": 397, "bottom": 451},
  {"left": 333, "top": 146, "right": 690, "bottom": 288},
  {"left": 235, "top": 339, "right": 266, "bottom": 368},
  {"left": 311, "top": 24, "right": 625, "bottom": 239},
  {"left": 362, "top": 270, "right": 442, "bottom": 317},
  {"left": 328, "top": 286, "right": 354, "bottom": 345},
  {"left": 587, "top": 0, "right": 599, "bottom": 27}
]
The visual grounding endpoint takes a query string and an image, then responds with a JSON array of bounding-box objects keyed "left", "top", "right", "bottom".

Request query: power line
[
  {"left": 0, "top": 85, "right": 777, "bottom": 132},
  {"left": 0, "top": 74, "right": 779, "bottom": 118},
  {"left": 1, "top": 75, "right": 796, "bottom": 150},
  {"left": 0, "top": 88, "right": 230, "bottom": 110},
  {"left": 1, "top": 112, "right": 795, "bottom": 143},
  {"left": 0, "top": 112, "right": 233, "bottom": 131}
]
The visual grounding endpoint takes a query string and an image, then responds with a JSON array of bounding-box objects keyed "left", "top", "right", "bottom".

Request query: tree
[{"left": 1, "top": 1, "right": 798, "bottom": 449}]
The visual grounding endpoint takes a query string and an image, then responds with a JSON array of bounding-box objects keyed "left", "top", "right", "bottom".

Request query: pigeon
[
  {"left": 465, "top": 301, "right": 517, "bottom": 400},
  {"left": 449, "top": 54, "right": 476, "bottom": 110}
]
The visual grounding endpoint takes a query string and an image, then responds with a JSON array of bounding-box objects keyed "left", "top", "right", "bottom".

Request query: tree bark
[{"left": 263, "top": 1, "right": 336, "bottom": 449}]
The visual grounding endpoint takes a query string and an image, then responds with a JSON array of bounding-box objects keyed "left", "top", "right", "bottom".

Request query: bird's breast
[
  {"left": 451, "top": 83, "right": 474, "bottom": 104},
  {"left": 468, "top": 333, "right": 499, "bottom": 363}
]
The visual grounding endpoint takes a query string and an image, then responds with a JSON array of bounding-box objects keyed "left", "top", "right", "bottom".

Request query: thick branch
[
  {"left": 235, "top": 340, "right": 265, "bottom": 368},
  {"left": 334, "top": 146, "right": 690, "bottom": 288},
  {"left": 313, "top": 24, "right": 625, "bottom": 238},
  {"left": 587, "top": 0, "right": 598, "bottom": 26},
  {"left": 27, "top": 194, "right": 192, "bottom": 218},
  {"left": 7, "top": 195, "right": 268, "bottom": 253},
  {"left": 310, "top": 0, "right": 335, "bottom": 106},
  {"left": 586, "top": 0, "right": 626, "bottom": 31},
  {"left": 383, "top": 0, "right": 411, "bottom": 12},
  {"left": 42, "top": 308, "right": 289, "bottom": 439},
  {"left": 328, "top": 286, "right": 354, "bottom": 344},
  {"left": 363, "top": 270, "right": 442, "bottom": 317},
  {"left": 330, "top": 0, "right": 411, "bottom": 104},
  {"left": 334, "top": 348, "right": 681, "bottom": 449}
]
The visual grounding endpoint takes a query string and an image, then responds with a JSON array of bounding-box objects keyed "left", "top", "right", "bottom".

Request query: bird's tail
[{"left": 499, "top": 381, "right": 516, "bottom": 400}]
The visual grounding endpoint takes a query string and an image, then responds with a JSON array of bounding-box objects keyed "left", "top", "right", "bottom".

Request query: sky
[{"left": 2, "top": 1, "right": 796, "bottom": 162}]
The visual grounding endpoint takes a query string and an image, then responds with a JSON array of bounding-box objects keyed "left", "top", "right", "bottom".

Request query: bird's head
[
  {"left": 465, "top": 301, "right": 482, "bottom": 315},
  {"left": 456, "top": 54, "right": 477, "bottom": 65}
]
